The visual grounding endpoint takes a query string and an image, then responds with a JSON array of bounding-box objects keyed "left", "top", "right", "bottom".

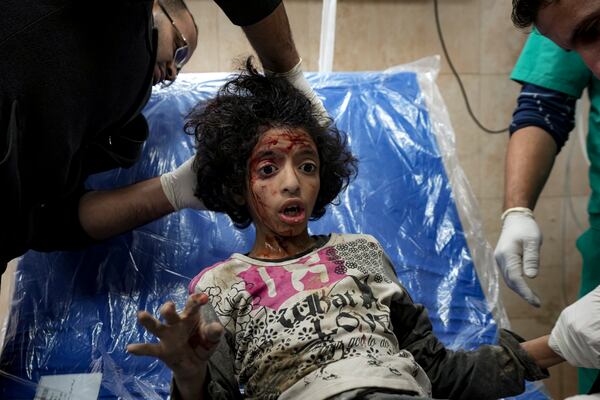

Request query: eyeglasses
[{"left": 158, "top": 1, "right": 190, "bottom": 72}]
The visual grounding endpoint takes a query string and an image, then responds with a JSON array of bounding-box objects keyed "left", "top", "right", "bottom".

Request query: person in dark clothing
[{"left": 0, "top": 0, "right": 326, "bottom": 274}]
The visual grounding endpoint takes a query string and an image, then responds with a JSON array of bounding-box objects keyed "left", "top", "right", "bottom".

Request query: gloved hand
[
  {"left": 265, "top": 58, "right": 330, "bottom": 126},
  {"left": 494, "top": 207, "right": 542, "bottom": 307},
  {"left": 549, "top": 285, "right": 600, "bottom": 369},
  {"left": 160, "top": 157, "right": 205, "bottom": 211}
]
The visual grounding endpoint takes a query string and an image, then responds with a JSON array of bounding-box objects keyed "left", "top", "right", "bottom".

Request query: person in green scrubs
[{"left": 496, "top": 9, "right": 600, "bottom": 393}]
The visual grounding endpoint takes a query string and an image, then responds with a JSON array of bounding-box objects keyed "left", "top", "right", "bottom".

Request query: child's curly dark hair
[{"left": 185, "top": 57, "right": 358, "bottom": 228}]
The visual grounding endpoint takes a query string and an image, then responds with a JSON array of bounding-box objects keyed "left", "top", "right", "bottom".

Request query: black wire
[{"left": 433, "top": 0, "right": 509, "bottom": 134}]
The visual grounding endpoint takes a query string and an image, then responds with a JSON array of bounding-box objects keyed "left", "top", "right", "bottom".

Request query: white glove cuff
[
  {"left": 501, "top": 206, "right": 534, "bottom": 221},
  {"left": 548, "top": 326, "right": 565, "bottom": 359},
  {"left": 160, "top": 173, "right": 179, "bottom": 211}
]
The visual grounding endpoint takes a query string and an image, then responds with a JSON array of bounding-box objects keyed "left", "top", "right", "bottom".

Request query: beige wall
[
  {"left": 0, "top": 1, "right": 589, "bottom": 398},
  {"left": 184, "top": 0, "right": 589, "bottom": 397}
]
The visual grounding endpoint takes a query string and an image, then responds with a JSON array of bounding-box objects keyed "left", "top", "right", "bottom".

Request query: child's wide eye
[
  {"left": 300, "top": 162, "right": 317, "bottom": 174},
  {"left": 259, "top": 164, "right": 277, "bottom": 176}
]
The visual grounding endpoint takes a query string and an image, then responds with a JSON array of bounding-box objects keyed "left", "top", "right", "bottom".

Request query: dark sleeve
[
  {"left": 213, "top": 0, "right": 282, "bottom": 26},
  {"left": 0, "top": 99, "right": 26, "bottom": 267},
  {"left": 510, "top": 83, "right": 577, "bottom": 153},
  {"left": 390, "top": 292, "right": 549, "bottom": 400},
  {"left": 0, "top": 99, "right": 96, "bottom": 261},
  {"left": 82, "top": 114, "right": 149, "bottom": 177},
  {"left": 28, "top": 113, "right": 150, "bottom": 252},
  {"left": 171, "top": 332, "right": 242, "bottom": 400}
]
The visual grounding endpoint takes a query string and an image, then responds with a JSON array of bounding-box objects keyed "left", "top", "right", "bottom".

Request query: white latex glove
[
  {"left": 494, "top": 207, "right": 542, "bottom": 307},
  {"left": 265, "top": 58, "right": 330, "bottom": 126},
  {"left": 565, "top": 396, "right": 600, "bottom": 400},
  {"left": 549, "top": 285, "right": 600, "bottom": 369},
  {"left": 160, "top": 157, "right": 205, "bottom": 211}
]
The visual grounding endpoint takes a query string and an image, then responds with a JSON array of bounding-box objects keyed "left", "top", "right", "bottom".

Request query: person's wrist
[
  {"left": 263, "top": 57, "right": 302, "bottom": 76},
  {"left": 159, "top": 172, "right": 180, "bottom": 211},
  {"left": 501, "top": 206, "right": 534, "bottom": 221},
  {"left": 173, "top": 365, "right": 208, "bottom": 400},
  {"left": 504, "top": 196, "right": 535, "bottom": 210},
  {"left": 521, "top": 334, "right": 564, "bottom": 369},
  {"left": 173, "top": 361, "right": 207, "bottom": 382},
  {"left": 547, "top": 332, "right": 564, "bottom": 358}
]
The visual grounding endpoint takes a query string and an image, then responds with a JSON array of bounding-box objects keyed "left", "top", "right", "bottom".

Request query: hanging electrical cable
[{"left": 433, "top": 0, "right": 509, "bottom": 134}]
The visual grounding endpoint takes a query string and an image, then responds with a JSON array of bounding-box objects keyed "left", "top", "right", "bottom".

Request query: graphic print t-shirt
[{"left": 189, "top": 233, "right": 432, "bottom": 399}]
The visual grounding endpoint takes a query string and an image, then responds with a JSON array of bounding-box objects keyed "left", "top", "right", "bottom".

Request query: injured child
[{"left": 127, "top": 58, "right": 600, "bottom": 400}]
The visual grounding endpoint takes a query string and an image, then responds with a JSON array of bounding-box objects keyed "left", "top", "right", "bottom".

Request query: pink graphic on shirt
[
  {"left": 237, "top": 248, "right": 346, "bottom": 310},
  {"left": 188, "top": 259, "right": 229, "bottom": 294}
]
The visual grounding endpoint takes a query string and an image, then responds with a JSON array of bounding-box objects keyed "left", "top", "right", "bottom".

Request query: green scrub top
[
  {"left": 511, "top": 30, "right": 600, "bottom": 393},
  {"left": 511, "top": 30, "right": 600, "bottom": 227}
]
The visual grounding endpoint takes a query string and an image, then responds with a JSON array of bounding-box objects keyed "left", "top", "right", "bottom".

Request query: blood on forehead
[{"left": 253, "top": 129, "right": 317, "bottom": 155}]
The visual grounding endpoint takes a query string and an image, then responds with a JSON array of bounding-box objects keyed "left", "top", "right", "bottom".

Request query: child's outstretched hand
[{"left": 127, "top": 293, "right": 223, "bottom": 381}]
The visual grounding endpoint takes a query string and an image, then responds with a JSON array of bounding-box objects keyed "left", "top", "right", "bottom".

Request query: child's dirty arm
[
  {"left": 520, "top": 335, "right": 564, "bottom": 370},
  {"left": 127, "top": 293, "right": 224, "bottom": 400}
]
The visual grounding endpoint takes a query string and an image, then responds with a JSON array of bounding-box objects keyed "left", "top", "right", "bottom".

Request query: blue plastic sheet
[{"left": 0, "top": 59, "right": 549, "bottom": 399}]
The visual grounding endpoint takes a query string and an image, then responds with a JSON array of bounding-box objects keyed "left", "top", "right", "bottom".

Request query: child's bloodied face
[{"left": 245, "top": 127, "right": 320, "bottom": 238}]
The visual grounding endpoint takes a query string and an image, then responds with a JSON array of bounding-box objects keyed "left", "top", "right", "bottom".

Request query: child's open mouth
[{"left": 279, "top": 203, "right": 306, "bottom": 224}]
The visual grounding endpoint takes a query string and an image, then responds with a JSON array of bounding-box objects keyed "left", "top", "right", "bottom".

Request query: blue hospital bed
[{"left": 0, "top": 63, "right": 549, "bottom": 399}]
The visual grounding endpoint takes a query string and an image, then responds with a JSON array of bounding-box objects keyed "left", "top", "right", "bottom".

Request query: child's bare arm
[
  {"left": 523, "top": 285, "right": 600, "bottom": 371},
  {"left": 520, "top": 335, "right": 564, "bottom": 369},
  {"left": 127, "top": 293, "right": 223, "bottom": 400}
]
